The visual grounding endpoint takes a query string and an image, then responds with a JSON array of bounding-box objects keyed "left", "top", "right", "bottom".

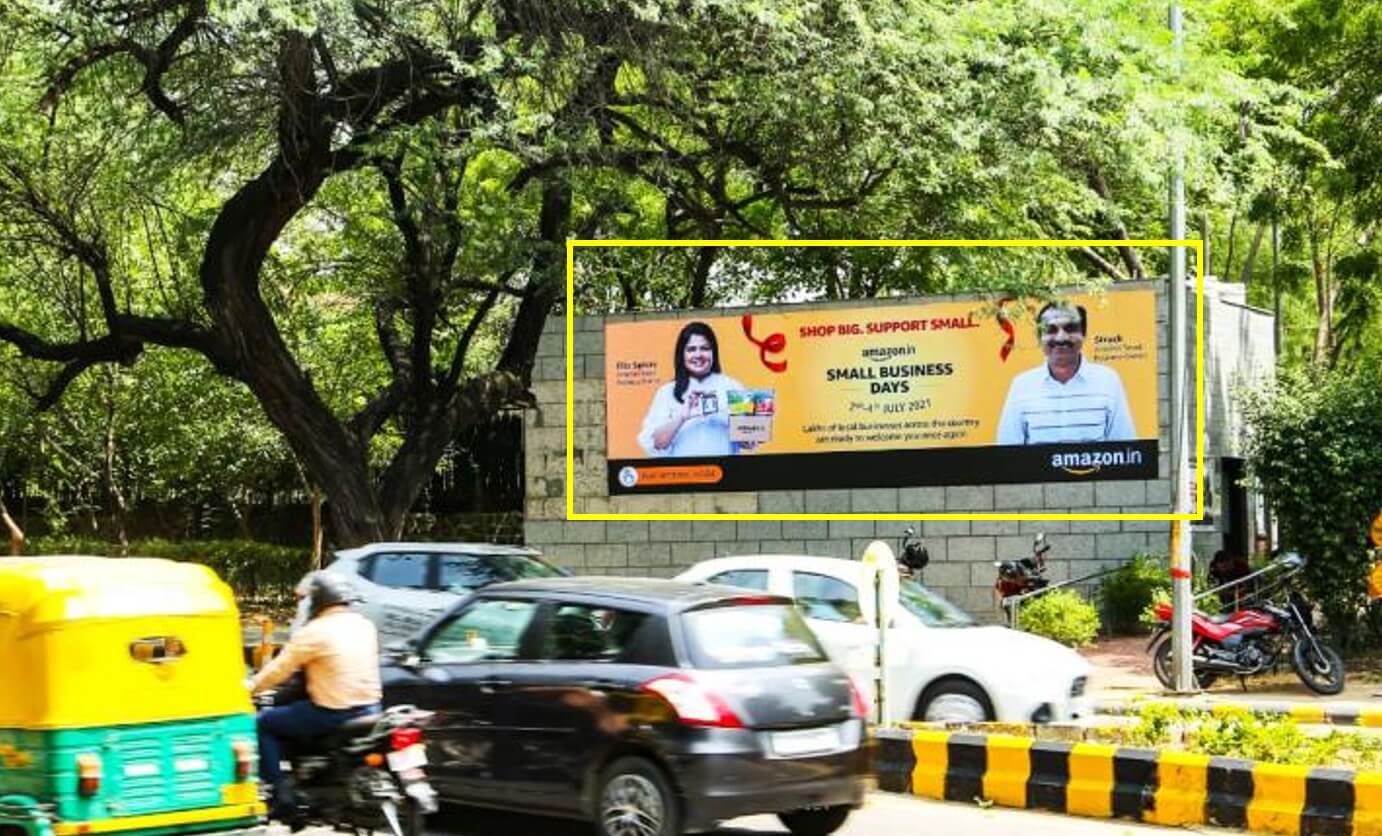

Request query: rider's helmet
[{"left": 297, "top": 571, "right": 361, "bottom": 618}]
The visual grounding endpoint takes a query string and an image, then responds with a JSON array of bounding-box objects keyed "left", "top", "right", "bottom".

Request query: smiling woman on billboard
[{"left": 637, "top": 321, "right": 750, "bottom": 457}]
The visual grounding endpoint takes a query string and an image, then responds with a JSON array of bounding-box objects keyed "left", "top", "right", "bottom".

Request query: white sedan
[{"left": 675, "top": 554, "right": 1092, "bottom": 725}]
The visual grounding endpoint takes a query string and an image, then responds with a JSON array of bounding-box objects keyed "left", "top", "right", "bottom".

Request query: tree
[
  {"left": 1241, "top": 361, "right": 1382, "bottom": 644},
  {"left": 0, "top": 1, "right": 922, "bottom": 545}
]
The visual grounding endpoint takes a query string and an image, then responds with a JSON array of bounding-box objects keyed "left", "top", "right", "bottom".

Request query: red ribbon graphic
[
  {"left": 742, "top": 314, "right": 787, "bottom": 373},
  {"left": 996, "top": 297, "right": 1016, "bottom": 362}
]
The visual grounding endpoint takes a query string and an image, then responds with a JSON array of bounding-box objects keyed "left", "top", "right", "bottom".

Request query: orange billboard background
[{"left": 605, "top": 291, "right": 1159, "bottom": 461}]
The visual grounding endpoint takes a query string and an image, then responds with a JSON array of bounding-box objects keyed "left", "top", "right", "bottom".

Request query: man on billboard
[
  {"left": 637, "top": 321, "right": 750, "bottom": 457},
  {"left": 996, "top": 301, "right": 1136, "bottom": 445}
]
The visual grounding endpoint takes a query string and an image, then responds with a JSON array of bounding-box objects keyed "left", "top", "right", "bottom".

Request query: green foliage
[
  {"left": 1100, "top": 553, "right": 1170, "bottom": 634},
  {"left": 1017, "top": 589, "right": 1101, "bottom": 648},
  {"left": 1110, "top": 704, "right": 1382, "bottom": 771},
  {"left": 1241, "top": 361, "right": 1382, "bottom": 643},
  {"left": 29, "top": 536, "right": 308, "bottom": 602}
]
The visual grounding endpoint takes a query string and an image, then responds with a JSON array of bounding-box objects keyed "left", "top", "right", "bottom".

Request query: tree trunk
[
  {"left": 310, "top": 487, "right": 324, "bottom": 569},
  {"left": 1239, "top": 224, "right": 1266, "bottom": 286},
  {"left": 0, "top": 493, "right": 23, "bottom": 555},
  {"left": 1310, "top": 245, "right": 1334, "bottom": 366},
  {"left": 102, "top": 368, "right": 129, "bottom": 553}
]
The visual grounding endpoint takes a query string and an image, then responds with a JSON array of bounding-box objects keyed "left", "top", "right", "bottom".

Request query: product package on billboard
[{"left": 728, "top": 389, "right": 775, "bottom": 443}]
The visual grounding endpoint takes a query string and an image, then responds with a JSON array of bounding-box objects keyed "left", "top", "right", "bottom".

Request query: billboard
[{"left": 604, "top": 290, "right": 1159, "bottom": 494}]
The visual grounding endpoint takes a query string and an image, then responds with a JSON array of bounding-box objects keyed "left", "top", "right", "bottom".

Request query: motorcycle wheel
[
  {"left": 1151, "top": 636, "right": 1218, "bottom": 690},
  {"left": 1291, "top": 641, "right": 1345, "bottom": 695}
]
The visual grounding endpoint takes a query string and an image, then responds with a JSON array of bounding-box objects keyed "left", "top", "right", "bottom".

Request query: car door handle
[{"left": 478, "top": 678, "right": 512, "bottom": 694}]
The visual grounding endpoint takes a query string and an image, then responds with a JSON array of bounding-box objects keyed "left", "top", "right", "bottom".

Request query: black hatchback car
[{"left": 381, "top": 578, "right": 870, "bottom": 836}]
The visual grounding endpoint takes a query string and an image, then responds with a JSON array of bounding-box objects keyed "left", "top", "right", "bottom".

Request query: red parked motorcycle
[{"left": 1146, "top": 553, "right": 1345, "bottom": 694}]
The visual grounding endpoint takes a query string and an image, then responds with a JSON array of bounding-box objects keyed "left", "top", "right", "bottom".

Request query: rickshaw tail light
[
  {"left": 390, "top": 728, "right": 423, "bottom": 751},
  {"left": 231, "top": 740, "right": 254, "bottom": 781},
  {"left": 76, "top": 754, "right": 102, "bottom": 796}
]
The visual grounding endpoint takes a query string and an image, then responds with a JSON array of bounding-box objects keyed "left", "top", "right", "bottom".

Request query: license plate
[
  {"left": 221, "top": 783, "right": 258, "bottom": 804},
  {"left": 387, "top": 744, "right": 427, "bottom": 772},
  {"left": 771, "top": 725, "right": 840, "bottom": 757}
]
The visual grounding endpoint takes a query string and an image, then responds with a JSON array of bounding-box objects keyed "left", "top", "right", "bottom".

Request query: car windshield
[
  {"left": 438, "top": 553, "right": 563, "bottom": 591},
  {"left": 897, "top": 579, "right": 974, "bottom": 627},
  {"left": 682, "top": 603, "right": 829, "bottom": 669}
]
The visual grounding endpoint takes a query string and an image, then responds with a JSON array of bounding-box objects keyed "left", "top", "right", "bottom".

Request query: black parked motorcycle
[
  {"left": 256, "top": 687, "right": 439, "bottom": 836},
  {"left": 898, "top": 527, "right": 931, "bottom": 578}
]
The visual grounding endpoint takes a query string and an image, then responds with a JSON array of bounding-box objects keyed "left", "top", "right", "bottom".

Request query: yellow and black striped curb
[
  {"left": 1095, "top": 698, "right": 1382, "bottom": 727},
  {"left": 875, "top": 726, "right": 1382, "bottom": 835}
]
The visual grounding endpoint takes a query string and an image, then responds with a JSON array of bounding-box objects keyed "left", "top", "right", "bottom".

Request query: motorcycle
[
  {"left": 994, "top": 532, "right": 1052, "bottom": 600},
  {"left": 898, "top": 527, "right": 931, "bottom": 578},
  {"left": 1146, "top": 553, "right": 1345, "bottom": 695},
  {"left": 255, "top": 686, "right": 440, "bottom": 836}
]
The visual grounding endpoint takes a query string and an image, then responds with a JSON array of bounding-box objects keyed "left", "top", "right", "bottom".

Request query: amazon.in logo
[{"left": 1050, "top": 447, "right": 1144, "bottom": 476}]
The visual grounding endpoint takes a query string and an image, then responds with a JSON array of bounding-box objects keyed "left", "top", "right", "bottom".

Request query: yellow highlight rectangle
[
  {"left": 565, "top": 238, "right": 1206, "bottom": 521},
  {"left": 1066, "top": 743, "right": 1116, "bottom": 818},
  {"left": 1147, "top": 750, "right": 1210, "bottom": 827},
  {"left": 1246, "top": 762, "right": 1308, "bottom": 836},
  {"left": 982, "top": 735, "right": 1033, "bottom": 808},
  {"left": 911, "top": 730, "right": 952, "bottom": 800}
]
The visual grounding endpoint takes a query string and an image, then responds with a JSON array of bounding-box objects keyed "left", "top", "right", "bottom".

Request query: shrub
[
  {"left": 1016, "top": 589, "right": 1101, "bottom": 647},
  {"left": 1101, "top": 552, "right": 1169, "bottom": 634},
  {"left": 27, "top": 536, "right": 308, "bottom": 602}
]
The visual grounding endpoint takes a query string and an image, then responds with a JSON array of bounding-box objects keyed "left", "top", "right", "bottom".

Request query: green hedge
[
  {"left": 1016, "top": 589, "right": 1101, "bottom": 647},
  {"left": 28, "top": 536, "right": 308, "bottom": 602}
]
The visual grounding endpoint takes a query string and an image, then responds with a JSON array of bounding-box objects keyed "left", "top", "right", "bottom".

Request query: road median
[{"left": 875, "top": 725, "right": 1382, "bottom": 835}]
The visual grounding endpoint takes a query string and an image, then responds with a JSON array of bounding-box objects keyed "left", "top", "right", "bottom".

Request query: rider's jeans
[{"left": 257, "top": 700, "right": 381, "bottom": 801}]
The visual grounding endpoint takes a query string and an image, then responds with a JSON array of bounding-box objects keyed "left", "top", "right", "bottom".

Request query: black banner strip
[{"left": 608, "top": 440, "right": 1159, "bottom": 495}]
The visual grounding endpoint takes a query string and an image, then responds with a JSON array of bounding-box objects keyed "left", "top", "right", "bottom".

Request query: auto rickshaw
[{"left": 0, "top": 556, "right": 265, "bottom": 836}]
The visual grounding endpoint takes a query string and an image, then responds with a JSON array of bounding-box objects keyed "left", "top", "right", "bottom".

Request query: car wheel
[
  {"left": 596, "top": 756, "right": 680, "bottom": 836},
  {"left": 915, "top": 679, "right": 993, "bottom": 724},
  {"left": 778, "top": 805, "right": 851, "bottom": 836}
]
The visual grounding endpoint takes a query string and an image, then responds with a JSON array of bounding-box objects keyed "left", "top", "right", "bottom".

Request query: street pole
[{"left": 1167, "top": 1, "right": 1196, "bottom": 694}]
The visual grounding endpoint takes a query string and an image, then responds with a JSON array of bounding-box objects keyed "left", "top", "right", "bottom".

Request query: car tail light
[
  {"left": 230, "top": 740, "right": 254, "bottom": 781},
  {"left": 847, "top": 677, "right": 871, "bottom": 719},
  {"left": 640, "top": 673, "right": 744, "bottom": 728},
  {"left": 76, "top": 754, "right": 101, "bottom": 797},
  {"left": 391, "top": 727, "right": 423, "bottom": 751}
]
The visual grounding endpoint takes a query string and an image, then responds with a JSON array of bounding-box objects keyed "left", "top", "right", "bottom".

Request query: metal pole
[{"left": 1168, "top": 1, "right": 1196, "bottom": 694}]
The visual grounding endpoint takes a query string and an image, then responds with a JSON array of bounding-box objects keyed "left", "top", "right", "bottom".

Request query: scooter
[
  {"left": 1146, "top": 553, "right": 1345, "bottom": 695},
  {"left": 256, "top": 688, "right": 440, "bottom": 836}
]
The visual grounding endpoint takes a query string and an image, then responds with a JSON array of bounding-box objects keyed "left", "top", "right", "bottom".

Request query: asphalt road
[{"left": 296, "top": 792, "right": 1233, "bottom": 836}]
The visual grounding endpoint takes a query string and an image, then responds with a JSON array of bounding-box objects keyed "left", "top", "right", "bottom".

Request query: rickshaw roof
[{"left": 0, "top": 555, "right": 236, "bottom": 626}]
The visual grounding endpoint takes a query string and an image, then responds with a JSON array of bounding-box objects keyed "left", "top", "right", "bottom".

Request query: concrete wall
[{"left": 521, "top": 281, "right": 1230, "bottom": 617}]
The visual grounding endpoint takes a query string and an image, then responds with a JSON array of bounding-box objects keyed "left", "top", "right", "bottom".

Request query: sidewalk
[{"left": 1080, "top": 635, "right": 1382, "bottom": 703}]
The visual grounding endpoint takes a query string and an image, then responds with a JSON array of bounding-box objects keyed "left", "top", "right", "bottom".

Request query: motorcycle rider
[{"left": 250, "top": 572, "right": 382, "bottom": 823}]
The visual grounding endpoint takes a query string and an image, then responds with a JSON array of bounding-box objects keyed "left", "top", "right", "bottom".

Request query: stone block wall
[{"left": 521, "top": 282, "right": 1196, "bottom": 618}]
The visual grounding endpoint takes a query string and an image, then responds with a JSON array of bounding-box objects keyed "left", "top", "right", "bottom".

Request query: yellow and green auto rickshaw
[{"left": 0, "top": 556, "right": 265, "bottom": 836}]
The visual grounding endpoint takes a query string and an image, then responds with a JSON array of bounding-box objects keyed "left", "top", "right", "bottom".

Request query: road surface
[{"left": 297, "top": 791, "right": 1233, "bottom": 836}]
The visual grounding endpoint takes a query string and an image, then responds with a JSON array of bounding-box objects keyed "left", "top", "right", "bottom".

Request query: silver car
[{"left": 291, "top": 542, "right": 568, "bottom": 643}]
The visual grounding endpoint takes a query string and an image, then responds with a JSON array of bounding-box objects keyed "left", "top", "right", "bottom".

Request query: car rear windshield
[
  {"left": 681, "top": 603, "right": 829, "bottom": 669},
  {"left": 438, "top": 553, "right": 563, "bottom": 591}
]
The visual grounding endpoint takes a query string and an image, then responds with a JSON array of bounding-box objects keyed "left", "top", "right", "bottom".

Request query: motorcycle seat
[{"left": 288, "top": 714, "right": 385, "bottom": 756}]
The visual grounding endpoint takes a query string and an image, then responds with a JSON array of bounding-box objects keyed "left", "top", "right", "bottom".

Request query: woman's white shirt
[{"left": 637, "top": 373, "right": 744, "bottom": 457}]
